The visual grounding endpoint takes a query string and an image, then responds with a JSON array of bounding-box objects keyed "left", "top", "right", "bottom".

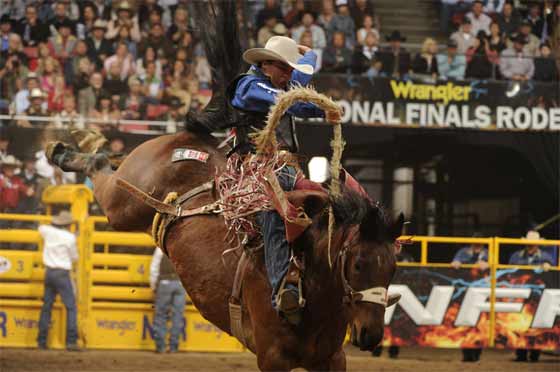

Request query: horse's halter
[{"left": 338, "top": 225, "right": 388, "bottom": 307}]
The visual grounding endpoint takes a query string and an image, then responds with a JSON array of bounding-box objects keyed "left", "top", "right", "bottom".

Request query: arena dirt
[{"left": 1, "top": 346, "right": 558, "bottom": 371}]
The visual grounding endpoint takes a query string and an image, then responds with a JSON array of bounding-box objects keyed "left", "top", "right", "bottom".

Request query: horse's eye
[{"left": 354, "top": 262, "right": 361, "bottom": 271}]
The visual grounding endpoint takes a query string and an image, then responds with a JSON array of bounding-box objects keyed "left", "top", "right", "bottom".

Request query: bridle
[{"left": 337, "top": 225, "right": 388, "bottom": 307}]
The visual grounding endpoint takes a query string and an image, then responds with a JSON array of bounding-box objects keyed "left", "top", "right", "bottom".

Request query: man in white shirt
[
  {"left": 149, "top": 247, "right": 186, "bottom": 353},
  {"left": 13, "top": 72, "right": 42, "bottom": 114},
  {"left": 450, "top": 19, "right": 476, "bottom": 55},
  {"left": 466, "top": 0, "right": 492, "bottom": 36},
  {"left": 291, "top": 11, "right": 327, "bottom": 50},
  {"left": 37, "top": 210, "right": 80, "bottom": 351}
]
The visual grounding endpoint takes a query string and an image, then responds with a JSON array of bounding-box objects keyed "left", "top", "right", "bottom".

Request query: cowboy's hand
[
  {"left": 297, "top": 44, "right": 311, "bottom": 54},
  {"left": 478, "top": 260, "right": 489, "bottom": 271},
  {"left": 542, "top": 262, "right": 551, "bottom": 272},
  {"left": 451, "top": 260, "right": 461, "bottom": 269},
  {"left": 326, "top": 110, "right": 342, "bottom": 123}
]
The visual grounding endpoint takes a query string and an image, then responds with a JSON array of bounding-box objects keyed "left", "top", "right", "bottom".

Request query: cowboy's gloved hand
[{"left": 326, "top": 110, "right": 342, "bottom": 123}]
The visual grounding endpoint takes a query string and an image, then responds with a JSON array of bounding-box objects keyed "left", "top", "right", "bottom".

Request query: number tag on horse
[{"left": 171, "top": 148, "right": 209, "bottom": 163}]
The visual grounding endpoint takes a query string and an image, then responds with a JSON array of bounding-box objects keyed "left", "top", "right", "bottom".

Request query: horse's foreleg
[{"left": 306, "top": 348, "right": 346, "bottom": 372}]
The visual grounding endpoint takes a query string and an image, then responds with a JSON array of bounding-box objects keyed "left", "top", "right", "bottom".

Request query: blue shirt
[
  {"left": 230, "top": 51, "right": 324, "bottom": 118},
  {"left": 509, "top": 248, "right": 554, "bottom": 265},
  {"left": 453, "top": 246, "right": 488, "bottom": 264}
]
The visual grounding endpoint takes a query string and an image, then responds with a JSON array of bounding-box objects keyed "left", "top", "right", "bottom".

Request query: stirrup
[{"left": 277, "top": 288, "right": 302, "bottom": 326}]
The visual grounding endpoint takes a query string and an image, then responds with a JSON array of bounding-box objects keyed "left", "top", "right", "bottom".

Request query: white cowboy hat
[
  {"left": 51, "top": 210, "right": 74, "bottom": 226},
  {"left": 0, "top": 155, "right": 21, "bottom": 167},
  {"left": 523, "top": 230, "right": 543, "bottom": 240},
  {"left": 243, "top": 36, "right": 314, "bottom": 74},
  {"left": 117, "top": 0, "right": 133, "bottom": 11},
  {"left": 92, "top": 19, "right": 108, "bottom": 30},
  {"left": 30, "top": 88, "right": 44, "bottom": 99}
]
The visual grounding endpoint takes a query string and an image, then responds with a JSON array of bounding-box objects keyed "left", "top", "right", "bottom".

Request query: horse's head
[{"left": 301, "top": 189, "right": 404, "bottom": 351}]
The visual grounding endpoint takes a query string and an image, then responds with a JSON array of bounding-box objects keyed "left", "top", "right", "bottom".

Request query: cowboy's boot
[{"left": 277, "top": 288, "right": 302, "bottom": 326}]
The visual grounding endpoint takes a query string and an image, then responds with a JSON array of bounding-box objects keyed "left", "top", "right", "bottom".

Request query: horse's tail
[{"left": 187, "top": 0, "right": 244, "bottom": 134}]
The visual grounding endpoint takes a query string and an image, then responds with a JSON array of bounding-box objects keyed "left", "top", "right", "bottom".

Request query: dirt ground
[{"left": 1, "top": 346, "right": 558, "bottom": 372}]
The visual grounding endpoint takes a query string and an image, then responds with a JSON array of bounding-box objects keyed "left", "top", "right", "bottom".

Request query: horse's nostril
[{"left": 351, "top": 325, "right": 359, "bottom": 346}]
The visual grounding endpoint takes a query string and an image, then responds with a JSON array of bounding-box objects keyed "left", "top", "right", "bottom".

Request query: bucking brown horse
[{"left": 47, "top": 126, "right": 403, "bottom": 371}]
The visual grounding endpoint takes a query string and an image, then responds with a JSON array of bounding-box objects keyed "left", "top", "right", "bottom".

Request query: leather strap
[
  {"left": 175, "top": 181, "right": 214, "bottom": 206},
  {"left": 229, "top": 251, "right": 249, "bottom": 346},
  {"left": 116, "top": 178, "right": 178, "bottom": 215}
]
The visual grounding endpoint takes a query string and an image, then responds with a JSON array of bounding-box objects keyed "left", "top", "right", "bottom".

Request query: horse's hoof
[
  {"left": 71, "top": 128, "right": 108, "bottom": 154},
  {"left": 45, "top": 141, "right": 70, "bottom": 163}
]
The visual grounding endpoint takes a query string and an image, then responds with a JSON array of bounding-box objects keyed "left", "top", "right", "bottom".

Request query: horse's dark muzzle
[{"left": 358, "top": 327, "right": 382, "bottom": 351}]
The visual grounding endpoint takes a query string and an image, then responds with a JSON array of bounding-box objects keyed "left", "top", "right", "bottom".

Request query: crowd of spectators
[{"left": 0, "top": 0, "right": 558, "bottom": 132}]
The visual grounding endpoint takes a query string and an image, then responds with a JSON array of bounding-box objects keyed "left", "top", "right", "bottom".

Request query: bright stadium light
[{"left": 308, "top": 157, "right": 329, "bottom": 183}]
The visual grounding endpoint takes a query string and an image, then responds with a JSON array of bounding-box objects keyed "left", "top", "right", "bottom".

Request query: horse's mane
[{"left": 328, "top": 188, "right": 393, "bottom": 243}]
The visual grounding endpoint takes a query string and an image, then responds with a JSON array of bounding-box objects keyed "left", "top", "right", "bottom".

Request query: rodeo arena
[{"left": 1, "top": 0, "right": 560, "bottom": 371}]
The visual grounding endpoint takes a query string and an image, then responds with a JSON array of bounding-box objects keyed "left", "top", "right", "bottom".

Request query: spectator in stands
[
  {"left": 466, "top": 1, "right": 491, "bottom": 36},
  {"left": 292, "top": 11, "right": 327, "bottom": 51},
  {"left": 356, "top": 14, "right": 379, "bottom": 47},
  {"left": 351, "top": 31, "right": 380, "bottom": 75},
  {"left": 16, "top": 156, "right": 41, "bottom": 213},
  {"left": 499, "top": 34, "right": 534, "bottom": 81},
  {"left": 76, "top": 2, "right": 98, "bottom": 40},
  {"left": 0, "top": 34, "right": 29, "bottom": 100},
  {"left": 545, "top": 3, "right": 560, "bottom": 39},
  {"left": 488, "top": 22, "right": 506, "bottom": 54},
  {"left": 450, "top": 18, "right": 476, "bottom": 55},
  {"left": 378, "top": 31, "right": 411, "bottom": 79},
  {"left": 512, "top": 21, "right": 540, "bottom": 57},
  {"left": 0, "top": 155, "right": 34, "bottom": 213},
  {"left": 49, "top": 19, "right": 76, "bottom": 64},
  {"left": 159, "top": 97, "right": 185, "bottom": 133},
  {"left": 0, "top": 0, "right": 26, "bottom": 22},
  {"left": 350, "top": 0, "right": 377, "bottom": 33},
  {"left": 89, "top": 92, "right": 120, "bottom": 131},
  {"left": 166, "top": 6, "right": 190, "bottom": 44},
  {"left": 49, "top": 1, "right": 76, "bottom": 37},
  {"left": 141, "top": 60, "right": 164, "bottom": 102},
  {"left": 0, "top": 14, "right": 14, "bottom": 52},
  {"left": 194, "top": 55, "right": 211, "bottom": 90},
  {"left": 78, "top": 71, "right": 104, "bottom": 116},
  {"left": 509, "top": 230, "right": 553, "bottom": 363},
  {"left": 451, "top": 234, "right": 488, "bottom": 362},
  {"left": 13, "top": 72, "right": 40, "bottom": 114},
  {"left": 534, "top": 43, "right": 559, "bottom": 82},
  {"left": 140, "top": 7, "right": 164, "bottom": 39},
  {"left": 283, "top": 0, "right": 307, "bottom": 28},
  {"left": 86, "top": 20, "right": 113, "bottom": 71},
  {"left": 18, "top": 4, "right": 50, "bottom": 47},
  {"left": 138, "top": 0, "right": 164, "bottom": 29},
  {"left": 319, "top": 0, "right": 356, "bottom": 49},
  {"left": 106, "top": 1, "right": 141, "bottom": 42},
  {"left": 53, "top": 93, "right": 80, "bottom": 129},
  {"left": 257, "top": 15, "right": 288, "bottom": 48},
  {"left": 483, "top": 0, "right": 505, "bottom": 14},
  {"left": 37, "top": 210, "right": 79, "bottom": 351},
  {"left": 68, "top": 40, "right": 92, "bottom": 88},
  {"left": 136, "top": 46, "right": 162, "bottom": 81},
  {"left": 52, "top": 0, "right": 80, "bottom": 22},
  {"left": 18, "top": 88, "right": 49, "bottom": 127},
  {"left": 526, "top": 2, "right": 544, "bottom": 39},
  {"left": 150, "top": 246, "right": 187, "bottom": 353},
  {"left": 466, "top": 31, "right": 499, "bottom": 79},
  {"left": 113, "top": 25, "right": 137, "bottom": 59},
  {"left": 299, "top": 30, "right": 323, "bottom": 72},
  {"left": 122, "top": 75, "right": 146, "bottom": 121},
  {"left": 497, "top": 2, "right": 521, "bottom": 39},
  {"left": 137, "top": 22, "right": 174, "bottom": 60},
  {"left": 440, "top": 0, "right": 472, "bottom": 35},
  {"left": 411, "top": 37, "right": 439, "bottom": 79},
  {"left": 103, "top": 62, "right": 128, "bottom": 97},
  {"left": 104, "top": 42, "right": 136, "bottom": 81},
  {"left": 256, "top": 0, "right": 284, "bottom": 31},
  {"left": 39, "top": 57, "right": 64, "bottom": 109},
  {"left": 35, "top": 0, "right": 54, "bottom": 24},
  {"left": 437, "top": 39, "right": 466, "bottom": 80},
  {"left": 322, "top": 31, "right": 352, "bottom": 73}
]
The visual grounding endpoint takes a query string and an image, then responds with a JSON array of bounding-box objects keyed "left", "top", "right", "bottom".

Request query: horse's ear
[
  {"left": 360, "top": 207, "right": 382, "bottom": 241},
  {"left": 388, "top": 213, "right": 405, "bottom": 241}
]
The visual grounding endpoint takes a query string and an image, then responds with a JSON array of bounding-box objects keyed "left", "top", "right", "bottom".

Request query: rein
[{"left": 336, "top": 225, "right": 388, "bottom": 307}]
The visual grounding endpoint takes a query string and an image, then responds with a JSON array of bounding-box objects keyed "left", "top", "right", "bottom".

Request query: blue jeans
[
  {"left": 255, "top": 165, "right": 298, "bottom": 309},
  {"left": 153, "top": 279, "right": 186, "bottom": 351},
  {"left": 37, "top": 268, "right": 78, "bottom": 347}
]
